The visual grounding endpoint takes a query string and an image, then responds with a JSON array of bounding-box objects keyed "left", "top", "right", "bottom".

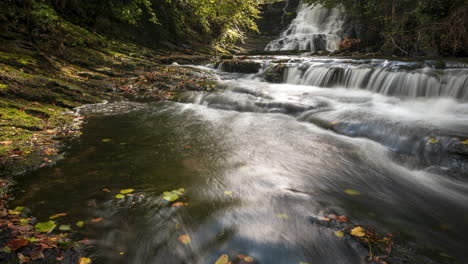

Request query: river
[{"left": 11, "top": 56, "right": 468, "bottom": 264}]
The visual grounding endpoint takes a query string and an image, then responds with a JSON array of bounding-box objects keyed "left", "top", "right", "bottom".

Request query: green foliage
[{"left": 304, "top": 0, "right": 467, "bottom": 56}]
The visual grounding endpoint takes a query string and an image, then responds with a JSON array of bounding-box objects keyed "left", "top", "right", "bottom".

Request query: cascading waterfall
[
  {"left": 265, "top": 2, "right": 345, "bottom": 51},
  {"left": 259, "top": 59, "right": 468, "bottom": 100}
]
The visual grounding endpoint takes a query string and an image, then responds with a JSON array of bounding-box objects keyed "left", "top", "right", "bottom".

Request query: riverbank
[{"left": 0, "top": 27, "right": 216, "bottom": 261}]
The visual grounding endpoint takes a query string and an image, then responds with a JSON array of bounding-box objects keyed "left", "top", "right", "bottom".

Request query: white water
[
  {"left": 258, "top": 58, "right": 468, "bottom": 100},
  {"left": 265, "top": 3, "right": 344, "bottom": 51}
]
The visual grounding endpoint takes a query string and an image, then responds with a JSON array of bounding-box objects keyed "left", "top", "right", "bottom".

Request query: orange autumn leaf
[
  {"left": 7, "top": 238, "right": 29, "bottom": 250},
  {"left": 78, "top": 257, "right": 92, "bottom": 264},
  {"left": 0, "top": 141, "right": 13, "bottom": 145},
  {"left": 336, "top": 216, "right": 348, "bottom": 222},
  {"left": 351, "top": 226, "right": 366, "bottom": 237},
  {"left": 102, "top": 188, "right": 110, "bottom": 192},
  {"left": 50, "top": 213, "right": 67, "bottom": 219},
  {"left": 91, "top": 218, "right": 103, "bottom": 223},
  {"left": 172, "top": 202, "right": 184, "bottom": 207},
  {"left": 178, "top": 234, "right": 191, "bottom": 245}
]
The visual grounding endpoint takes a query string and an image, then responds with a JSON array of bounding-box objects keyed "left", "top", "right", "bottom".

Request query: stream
[{"left": 12, "top": 57, "right": 468, "bottom": 264}]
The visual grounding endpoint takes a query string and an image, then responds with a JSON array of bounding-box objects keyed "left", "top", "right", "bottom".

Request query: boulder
[{"left": 219, "top": 60, "right": 262, "bottom": 74}]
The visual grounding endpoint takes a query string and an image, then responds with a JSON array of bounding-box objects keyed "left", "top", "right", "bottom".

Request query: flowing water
[
  {"left": 265, "top": 3, "right": 344, "bottom": 51},
  {"left": 13, "top": 57, "right": 468, "bottom": 264}
]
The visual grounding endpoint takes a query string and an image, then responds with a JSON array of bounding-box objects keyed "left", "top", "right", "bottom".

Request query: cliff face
[{"left": 241, "top": 0, "right": 300, "bottom": 52}]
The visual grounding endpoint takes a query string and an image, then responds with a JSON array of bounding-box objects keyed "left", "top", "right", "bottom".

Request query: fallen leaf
[
  {"left": 78, "top": 257, "right": 92, "bottom": 264},
  {"left": 224, "top": 191, "right": 233, "bottom": 195},
  {"left": 18, "top": 253, "right": 30, "bottom": 264},
  {"left": 462, "top": 139, "right": 468, "bottom": 145},
  {"left": 7, "top": 238, "right": 29, "bottom": 250},
  {"left": 35, "top": 221, "right": 56, "bottom": 233},
  {"left": 45, "top": 130, "right": 57, "bottom": 134},
  {"left": 336, "top": 216, "right": 348, "bottom": 222},
  {"left": 101, "top": 139, "right": 112, "bottom": 142},
  {"left": 0, "top": 141, "right": 13, "bottom": 145},
  {"left": 91, "top": 218, "right": 103, "bottom": 223},
  {"left": 276, "top": 213, "right": 289, "bottom": 219},
  {"left": 19, "top": 219, "right": 30, "bottom": 226},
  {"left": 43, "top": 148, "right": 55, "bottom": 155},
  {"left": 102, "top": 188, "right": 110, "bottom": 192},
  {"left": 322, "top": 217, "right": 331, "bottom": 221},
  {"left": 351, "top": 226, "right": 366, "bottom": 237},
  {"left": 344, "top": 189, "right": 361, "bottom": 196},
  {"left": 334, "top": 231, "right": 344, "bottom": 238},
  {"left": 428, "top": 138, "right": 439, "bottom": 144},
  {"left": 50, "top": 213, "right": 67, "bottom": 219},
  {"left": 119, "top": 252, "right": 125, "bottom": 255},
  {"left": 14, "top": 206, "right": 25, "bottom": 211},
  {"left": 163, "top": 192, "right": 179, "bottom": 202},
  {"left": 59, "top": 225, "right": 71, "bottom": 231},
  {"left": 178, "top": 234, "right": 191, "bottom": 245},
  {"left": 8, "top": 210, "right": 20, "bottom": 215},
  {"left": 76, "top": 221, "right": 85, "bottom": 228},
  {"left": 120, "top": 188, "right": 134, "bottom": 194},
  {"left": 115, "top": 194, "right": 125, "bottom": 199},
  {"left": 244, "top": 256, "right": 254, "bottom": 262},
  {"left": 215, "top": 254, "right": 229, "bottom": 264},
  {"left": 30, "top": 247, "right": 44, "bottom": 260},
  {"left": 172, "top": 202, "right": 184, "bottom": 207}
]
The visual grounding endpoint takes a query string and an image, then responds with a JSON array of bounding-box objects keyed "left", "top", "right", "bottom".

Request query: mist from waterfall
[{"left": 265, "top": 2, "right": 344, "bottom": 52}]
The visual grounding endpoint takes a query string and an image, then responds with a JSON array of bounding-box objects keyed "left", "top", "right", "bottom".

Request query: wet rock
[
  {"left": 219, "top": 60, "right": 262, "bottom": 74},
  {"left": 262, "top": 63, "right": 287, "bottom": 83}
]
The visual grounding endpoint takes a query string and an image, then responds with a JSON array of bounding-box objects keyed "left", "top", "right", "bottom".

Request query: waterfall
[
  {"left": 265, "top": 2, "right": 344, "bottom": 52},
  {"left": 258, "top": 59, "right": 468, "bottom": 100}
]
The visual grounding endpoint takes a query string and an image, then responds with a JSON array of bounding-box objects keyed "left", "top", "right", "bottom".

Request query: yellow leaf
[
  {"left": 276, "top": 213, "right": 289, "bottom": 219},
  {"left": 344, "top": 189, "right": 361, "bottom": 196},
  {"left": 334, "top": 231, "right": 344, "bottom": 238},
  {"left": 120, "top": 189, "right": 134, "bottom": 194},
  {"left": 351, "top": 226, "right": 366, "bottom": 237},
  {"left": 224, "top": 190, "right": 232, "bottom": 195},
  {"left": 461, "top": 139, "right": 468, "bottom": 145},
  {"left": 178, "top": 234, "right": 191, "bottom": 245},
  {"left": 244, "top": 256, "right": 254, "bottom": 262},
  {"left": 78, "top": 257, "right": 92, "bottom": 264},
  {"left": 427, "top": 138, "right": 439, "bottom": 144},
  {"left": 215, "top": 254, "right": 229, "bottom": 264}
]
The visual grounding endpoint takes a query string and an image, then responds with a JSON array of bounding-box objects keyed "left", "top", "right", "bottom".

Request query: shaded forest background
[{"left": 0, "top": 0, "right": 467, "bottom": 56}]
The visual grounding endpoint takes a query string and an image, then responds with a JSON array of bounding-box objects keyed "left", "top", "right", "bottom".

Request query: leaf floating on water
[
  {"left": 215, "top": 254, "right": 229, "bottom": 264},
  {"left": 101, "top": 139, "right": 112, "bottom": 142},
  {"left": 172, "top": 202, "right": 185, "bottom": 207},
  {"left": 102, "top": 188, "right": 110, "bottom": 192},
  {"left": 178, "top": 234, "right": 191, "bottom": 245},
  {"left": 351, "top": 226, "right": 366, "bottom": 237},
  {"left": 336, "top": 216, "right": 348, "bottom": 222},
  {"left": 115, "top": 194, "right": 125, "bottom": 199},
  {"left": 91, "top": 217, "right": 103, "bottom": 223},
  {"left": 50, "top": 213, "right": 67, "bottom": 219},
  {"left": 119, "top": 252, "right": 125, "bottom": 255},
  {"left": 78, "top": 257, "right": 92, "bottom": 264},
  {"left": 427, "top": 138, "right": 439, "bottom": 144},
  {"left": 163, "top": 192, "right": 179, "bottom": 202},
  {"left": 276, "top": 213, "right": 289, "bottom": 219},
  {"left": 59, "top": 225, "right": 71, "bottom": 231},
  {"left": 244, "top": 256, "right": 254, "bottom": 262},
  {"left": 76, "top": 221, "right": 85, "bottom": 228},
  {"left": 344, "top": 189, "right": 361, "bottom": 196},
  {"left": 35, "top": 221, "right": 56, "bottom": 233},
  {"left": 120, "top": 188, "right": 134, "bottom": 194},
  {"left": 461, "top": 139, "right": 468, "bottom": 145},
  {"left": 7, "top": 238, "right": 29, "bottom": 250},
  {"left": 224, "top": 190, "right": 233, "bottom": 196},
  {"left": 334, "top": 231, "right": 344, "bottom": 238}
]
